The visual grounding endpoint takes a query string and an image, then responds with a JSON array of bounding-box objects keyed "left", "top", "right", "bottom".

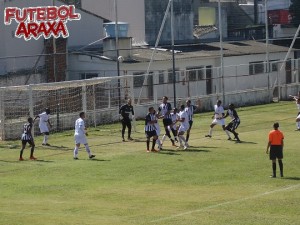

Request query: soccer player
[
  {"left": 162, "top": 108, "right": 179, "bottom": 146},
  {"left": 296, "top": 114, "right": 300, "bottom": 131},
  {"left": 19, "top": 117, "right": 37, "bottom": 161},
  {"left": 177, "top": 105, "right": 190, "bottom": 150},
  {"left": 158, "top": 96, "right": 175, "bottom": 146},
  {"left": 205, "top": 100, "right": 231, "bottom": 140},
  {"left": 153, "top": 110, "right": 162, "bottom": 151},
  {"left": 73, "top": 112, "right": 95, "bottom": 160},
  {"left": 119, "top": 99, "right": 134, "bottom": 141},
  {"left": 223, "top": 103, "right": 241, "bottom": 142},
  {"left": 290, "top": 91, "right": 300, "bottom": 111},
  {"left": 290, "top": 91, "right": 300, "bottom": 130},
  {"left": 145, "top": 107, "right": 158, "bottom": 152},
  {"left": 266, "top": 122, "right": 284, "bottom": 178},
  {"left": 35, "top": 108, "right": 52, "bottom": 146},
  {"left": 185, "top": 99, "right": 197, "bottom": 144}
]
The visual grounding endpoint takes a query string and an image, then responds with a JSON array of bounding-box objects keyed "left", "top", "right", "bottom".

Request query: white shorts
[
  {"left": 75, "top": 135, "right": 87, "bottom": 145},
  {"left": 155, "top": 126, "right": 161, "bottom": 136},
  {"left": 178, "top": 125, "right": 189, "bottom": 133},
  {"left": 212, "top": 118, "right": 225, "bottom": 126},
  {"left": 39, "top": 124, "right": 49, "bottom": 133}
]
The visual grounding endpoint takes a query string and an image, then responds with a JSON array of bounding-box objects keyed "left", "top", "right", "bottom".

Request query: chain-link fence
[{"left": 1, "top": 58, "right": 300, "bottom": 140}]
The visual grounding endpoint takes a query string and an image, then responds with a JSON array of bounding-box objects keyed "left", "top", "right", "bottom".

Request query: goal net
[{"left": 0, "top": 75, "right": 134, "bottom": 140}]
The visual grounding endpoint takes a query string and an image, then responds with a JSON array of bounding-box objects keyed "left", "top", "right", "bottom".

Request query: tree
[{"left": 289, "top": 0, "right": 300, "bottom": 26}]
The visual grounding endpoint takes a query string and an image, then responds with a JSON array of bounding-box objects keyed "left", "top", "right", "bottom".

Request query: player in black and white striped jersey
[
  {"left": 162, "top": 108, "right": 179, "bottom": 145},
  {"left": 145, "top": 107, "right": 159, "bottom": 152},
  {"left": 224, "top": 103, "right": 241, "bottom": 142},
  {"left": 158, "top": 96, "right": 176, "bottom": 146},
  {"left": 185, "top": 100, "right": 197, "bottom": 144},
  {"left": 19, "top": 117, "right": 37, "bottom": 161}
]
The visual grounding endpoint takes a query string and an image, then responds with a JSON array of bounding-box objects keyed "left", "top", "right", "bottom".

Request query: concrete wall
[
  {"left": 81, "top": 0, "right": 146, "bottom": 44},
  {"left": 0, "top": 73, "right": 47, "bottom": 87},
  {"left": 0, "top": 0, "right": 103, "bottom": 76},
  {"left": 145, "top": 0, "right": 194, "bottom": 44}
]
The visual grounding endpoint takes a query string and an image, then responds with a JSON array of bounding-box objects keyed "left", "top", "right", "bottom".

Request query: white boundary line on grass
[{"left": 151, "top": 184, "right": 300, "bottom": 223}]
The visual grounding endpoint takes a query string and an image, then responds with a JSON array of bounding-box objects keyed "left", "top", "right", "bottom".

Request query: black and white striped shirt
[
  {"left": 185, "top": 105, "right": 197, "bottom": 122},
  {"left": 158, "top": 102, "right": 172, "bottom": 119},
  {"left": 145, "top": 113, "right": 156, "bottom": 132},
  {"left": 21, "top": 123, "right": 33, "bottom": 141}
]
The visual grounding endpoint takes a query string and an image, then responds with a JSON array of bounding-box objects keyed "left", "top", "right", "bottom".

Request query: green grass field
[{"left": 0, "top": 101, "right": 299, "bottom": 225}]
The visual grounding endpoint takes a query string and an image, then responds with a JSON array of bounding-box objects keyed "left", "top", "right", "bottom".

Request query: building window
[
  {"left": 187, "top": 66, "right": 205, "bottom": 81},
  {"left": 249, "top": 61, "right": 264, "bottom": 75},
  {"left": 270, "top": 60, "right": 279, "bottom": 72},
  {"left": 133, "top": 72, "right": 145, "bottom": 87},
  {"left": 159, "top": 71, "right": 165, "bottom": 84},
  {"left": 168, "top": 69, "right": 179, "bottom": 83},
  {"left": 188, "top": 70, "right": 197, "bottom": 81},
  {"left": 81, "top": 73, "right": 98, "bottom": 79}
]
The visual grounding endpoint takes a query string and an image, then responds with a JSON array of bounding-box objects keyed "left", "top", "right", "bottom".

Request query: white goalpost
[{"left": 0, "top": 75, "right": 135, "bottom": 140}]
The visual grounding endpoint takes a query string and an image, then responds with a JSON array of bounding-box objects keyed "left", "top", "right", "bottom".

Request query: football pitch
[{"left": 0, "top": 101, "right": 299, "bottom": 225}]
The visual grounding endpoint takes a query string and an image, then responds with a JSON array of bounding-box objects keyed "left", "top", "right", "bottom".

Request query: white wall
[
  {"left": 66, "top": 6, "right": 104, "bottom": 47},
  {"left": 67, "top": 54, "right": 118, "bottom": 80},
  {"left": 81, "top": 0, "right": 146, "bottom": 44},
  {"left": 0, "top": 0, "right": 103, "bottom": 75}
]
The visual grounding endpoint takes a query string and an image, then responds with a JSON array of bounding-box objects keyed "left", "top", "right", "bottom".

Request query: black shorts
[
  {"left": 145, "top": 130, "right": 157, "bottom": 138},
  {"left": 22, "top": 139, "right": 34, "bottom": 146},
  {"left": 227, "top": 120, "right": 240, "bottom": 131},
  {"left": 163, "top": 118, "right": 172, "bottom": 126},
  {"left": 270, "top": 145, "right": 283, "bottom": 160}
]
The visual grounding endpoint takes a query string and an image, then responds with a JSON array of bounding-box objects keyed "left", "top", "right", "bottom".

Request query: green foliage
[{"left": 0, "top": 101, "right": 299, "bottom": 225}]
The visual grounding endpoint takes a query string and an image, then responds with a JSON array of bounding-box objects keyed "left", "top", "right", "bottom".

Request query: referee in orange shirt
[{"left": 266, "top": 122, "right": 284, "bottom": 178}]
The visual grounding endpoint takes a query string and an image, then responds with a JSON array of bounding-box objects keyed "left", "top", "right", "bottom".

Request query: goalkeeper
[{"left": 119, "top": 99, "right": 135, "bottom": 141}]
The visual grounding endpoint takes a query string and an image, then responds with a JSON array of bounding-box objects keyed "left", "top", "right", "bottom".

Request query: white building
[
  {"left": 0, "top": 0, "right": 105, "bottom": 77},
  {"left": 67, "top": 40, "right": 296, "bottom": 100}
]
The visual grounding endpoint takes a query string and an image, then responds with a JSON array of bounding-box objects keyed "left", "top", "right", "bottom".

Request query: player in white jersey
[
  {"left": 73, "top": 112, "right": 95, "bottom": 160},
  {"left": 185, "top": 99, "right": 197, "bottom": 143},
  {"left": 153, "top": 110, "right": 162, "bottom": 151},
  {"left": 177, "top": 105, "right": 190, "bottom": 150},
  {"left": 35, "top": 108, "right": 52, "bottom": 146},
  {"left": 290, "top": 91, "right": 300, "bottom": 130},
  {"left": 296, "top": 114, "right": 300, "bottom": 131},
  {"left": 205, "top": 100, "right": 231, "bottom": 140},
  {"left": 290, "top": 91, "right": 300, "bottom": 111}
]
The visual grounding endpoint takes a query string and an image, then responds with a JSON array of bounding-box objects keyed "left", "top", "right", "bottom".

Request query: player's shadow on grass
[
  {"left": 282, "top": 177, "right": 300, "bottom": 181},
  {"left": 0, "top": 160, "right": 22, "bottom": 163},
  {"left": 88, "top": 159, "right": 111, "bottom": 162},
  {"left": 92, "top": 141, "right": 126, "bottom": 147},
  {"left": 161, "top": 148, "right": 211, "bottom": 154},
  {"left": 35, "top": 159, "right": 54, "bottom": 163},
  {"left": 177, "top": 148, "right": 211, "bottom": 153},
  {"left": 158, "top": 150, "right": 181, "bottom": 155},
  {"left": 234, "top": 140, "right": 257, "bottom": 144},
  {"left": 39, "top": 145, "right": 70, "bottom": 150}
]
